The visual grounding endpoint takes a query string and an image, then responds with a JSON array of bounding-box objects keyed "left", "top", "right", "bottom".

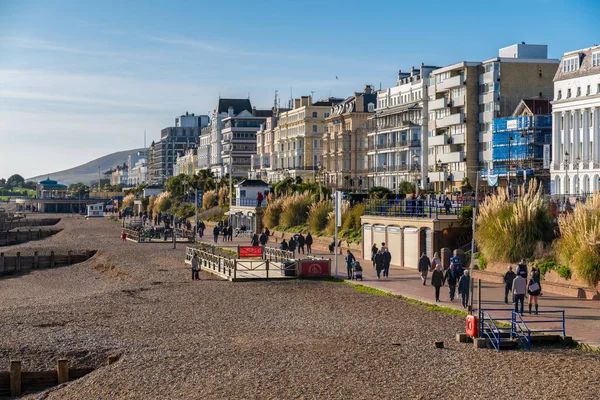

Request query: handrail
[
  {"left": 511, "top": 312, "right": 531, "bottom": 351},
  {"left": 480, "top": 311, "right": 501, "bottom": 351},
  {"left": 262, "top": 246, "right": 294, "bottom": 263}
]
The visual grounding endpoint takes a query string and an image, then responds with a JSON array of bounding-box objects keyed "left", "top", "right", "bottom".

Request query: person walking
[
  {"left": 444, "top": 196, "right": 452, "bottom": 215},
  {"left": 527, "top": 268, "right": 542, "bottom": 314},
  {"left": 279, "top": 239, "right": 288, "bottom": 251},
  {"left": 227, "top": 225, "right": 233, "bottom": 241},
  {"left": 512, "top": 273, "right": 527, "bottom": 315},
  {"left": 191, "top": 254, "right": 200, "bottom": 280},
  {"left": 259, "top": 231, "right": 268, "bottom": 246},
  {"left": 250, "top": 233, "right": 259, "bottom": 247},
  {"left": 418, "top": 252, "right": 431, "bottom": 285},
  {"left": 503, "top": 266, "right": 517, "bottom": 304},
  {"left": 374, "top": 250, "right": 384, "bottom": 279},
  {"left": 382, "top": 248, "right": 391, "bottom": 278},
  {"left": 516, "top": 259, "right": 528, "bottom": 279},
  {"left": 370, "top": 243, "right": 379, "bottom": 268},
  {"left": 431, "top": 252, "right": 442, "bottom": 271},
  {"left": 213, "top": 225, "right": 219, "bottom": 243},
  {"left": 458, "top": 269, "right": 471, "bottom": 309},
  {"left": 257, "top": 191, "right": 264, "bottom": 207},
  {"left": 305, "top": 232, "right": 313, "bottom": 254},
  {"left": 431, "top": 264, "right": 445, "bottom": 302},
  {"left": 444, "top": 263, "right": 459, "bottom": 301},
  {"left": 297, "top": 234, "right": 305, "bottom": 254},
  {"left": 288, "top": 237, "right": 297, "bottom": 253},
  {"left": 345, "top": 250, "right": 356, "bottom": 280},
  {"left": 121, "top": 230, "right": 127, "bottom": 243}
]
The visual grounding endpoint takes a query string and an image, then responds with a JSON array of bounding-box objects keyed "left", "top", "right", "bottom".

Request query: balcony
[
  {"left": 436, "top": 75, "right": 464, "bottom": 92},
  {"left": 429, "top": 134, "right": 448, "bottom": 146},
  {"left": 438, "top": 151, "right": 465, "bottom": 164},
  {"left": 437, "top": 112, "right": 464, "bottom": 128},
  {"left": 368, "top": 140, "right": 420, "bottom": 151},
  {"left": 451, "top": 134, "right": 465, "bottom": 144},
  {"left": 428, "top": 171, "right": 447, "bottom": 183},
  {"left": 429, "top": 97, "right": 449, "bottom": 111},
  {"left": 451, "top": 95, "right": 465, "bottom": 107}
]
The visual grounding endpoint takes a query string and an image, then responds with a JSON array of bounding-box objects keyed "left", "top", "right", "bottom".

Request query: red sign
[
  {"left": 239, "top": 246, "right": 263, "bottom": 258},
  {"left": 298, "top": 260, "right": 330, "bottom": 277}
]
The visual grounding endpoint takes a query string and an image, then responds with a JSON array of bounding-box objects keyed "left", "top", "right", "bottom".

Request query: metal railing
[
  {"left": 511, "top": 312, "right": 531, "bottom": 351},
  {"left": 234, "top": 198, "right": 268, "bottom": 207},
  {"left": 363, "top": 198, "right": 479, "bottom": 218},
  {"left": 480, "top": 311, "right": 502, "bottom": 351},
  {"left": 262, "top": 246, "right": 294, "bottom": 263}
]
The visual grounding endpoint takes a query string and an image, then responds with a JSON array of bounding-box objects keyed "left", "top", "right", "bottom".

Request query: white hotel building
[{"left": 551, "top": 45, "right": 600, "bottom": 195}]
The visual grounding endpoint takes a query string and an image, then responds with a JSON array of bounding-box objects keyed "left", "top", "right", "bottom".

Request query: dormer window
[
  {"left": 567, "top": 88, "right": 572, "bottom": 98},
  {"left": 557, "top": 90, "right": 562, "bottom": 100},
  {"left": 593, "top": 52, "right": 600, "bottom": 67},
  {"left": 577, "top": 87, "right": 581, "bottom": 97},
  {"left": 562, "top": 56, "right": 580, "bottom": 72}
]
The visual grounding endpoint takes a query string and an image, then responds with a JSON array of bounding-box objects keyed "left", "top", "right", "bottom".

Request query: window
[
  {"left": 313, "top": 139, "right": 318, "bottom": 148},
  {"left": 312, "top": 124, "right": 318, "bottom": 133},
  {"left": 562, "top": 56, "right": 580, "bottom": 72},
  {"left": 567, "top": 88, "right": 572, "bottom": 98},
  {"left": 324, "top": 112, "right": 330, "bottom": 118},
  {"left": 577, "top": 87, "right": 581, "bottom": 97},
  {"left": 557, "top": 90, "right": 562, "bottom": 100},
  {"left": 312, "top": 112, "right": 318, "bottom": 118},
  {"left": 593, "top": 52, "right": 600, "bottom": 67},
  {"left": 587, "top": 85, "right": 591, "bottom": 95}
]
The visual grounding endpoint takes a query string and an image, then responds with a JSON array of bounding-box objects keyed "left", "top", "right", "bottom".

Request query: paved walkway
[{"left": 192, "top": 235, "right": 600, "bottom": 349}]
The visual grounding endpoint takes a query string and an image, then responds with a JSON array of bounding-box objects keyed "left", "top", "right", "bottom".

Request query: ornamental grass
[
  {"left": 555, "top": 192, "right": 600, "bottom": 287},
  {"left": 307, "top": 200, "right": 333, "bottom": 233},
  {"left": 279, "top": 192, "right": 312, "bottom": 229},
  {"left": 475, "top": 181, "right": 553, "bottom": 263},
  {"left": 202, "top": 190, "right": 217, "bottom": 211},
  {"left": 262, "top": 197, "right": 284, "bottom": 229}
]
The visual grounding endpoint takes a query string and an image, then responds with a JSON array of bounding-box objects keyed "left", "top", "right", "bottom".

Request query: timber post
[
  {"left": 16, "top": 252, "right": 21, "bottom": 271},
  {"left": 68, "top": 251, "right": 72, "bottom": 265},
  {"left": 10, "top": 360, "right": 21, "bottom": 397},
  {"left": 34, "top": 251, "right": 39, "bottom": 268},
  {"left": 50, "top": 251, "right": 55, "bottom": 267},
  {"left": 0, "top": 252, "right": 4, "bottom": 273},
  {"left": 57, "top": 359, "right": 69, "bottom": 384}
]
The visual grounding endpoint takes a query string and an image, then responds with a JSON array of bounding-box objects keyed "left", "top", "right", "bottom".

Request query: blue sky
[{"left": 0, "top": 0, "right": 598, "bottom": 179}]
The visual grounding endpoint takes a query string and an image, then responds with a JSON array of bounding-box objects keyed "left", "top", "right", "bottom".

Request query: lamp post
[
  {"left": 411, "top": 154, "right": 420, "bottom": 196},
  {"left": 437, "top": 158, "right": 445, "bottom": 194},
  {"left": 507, "top": 133, "right": 513, "bottom": 193},
  {"left": 382, "top": 162, "right": 387, "bottom": 189},
  {"left": 574, "top": 156, "right": 580, "bottom": 195},
  {"left": 564, "top": 151, "right": 569, "bottom": 198}
]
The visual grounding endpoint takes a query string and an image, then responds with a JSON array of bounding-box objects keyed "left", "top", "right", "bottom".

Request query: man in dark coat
[
  {"left": 418, "top": 252, "right": 431, "bottom": 285},
  {"left": 382, "top": 248, "right": 392, "bottom": 278},
  {"left": 503, "top": 265, "right": 517, "bottom": 304},
  {"left": 444, "top": 263, "right": 459, "bottom": 301},
  {"left": 305, "top": 233, "right": 313, "bottom": 253},
  {"left": 297, "top": 234, "right": 305, "bottom": 254}
]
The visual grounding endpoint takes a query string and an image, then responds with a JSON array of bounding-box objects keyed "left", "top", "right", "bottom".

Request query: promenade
[{"left": 213, "top": 233, "right": 600, "bottom": 349}]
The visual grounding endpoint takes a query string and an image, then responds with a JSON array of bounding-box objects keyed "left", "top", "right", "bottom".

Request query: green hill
[{"left": 28, "top": 148, "right": 145, "bottom": 185}]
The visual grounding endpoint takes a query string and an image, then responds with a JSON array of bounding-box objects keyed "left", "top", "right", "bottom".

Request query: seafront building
[
  {"left": 147, "top": 113, "right": 208, "bottom": 185},
  {"left": 271, "top": 95, "right": 343, "bottom": 183},
  {"left": 251, "top": 111, "right": 281, "bottom": 182},
  {"left": 127, "top": 150, "right": 147, "bottom": 187},
  {"left": 323, "top": 85, "right": 376, "bottom": 190},
  {"left": 369, "top": 66, "right": 437, "bottom": 191},
  {"left": 110, "top": 167, "right": 128, "bottom": 187},
  {"left": 173, "top": 146, "right": 198, "bottom": 177},
  {"left": 550, "top": 45, "right": 600, "bottom": 194}
]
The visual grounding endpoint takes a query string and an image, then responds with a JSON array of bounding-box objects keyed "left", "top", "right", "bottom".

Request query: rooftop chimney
[
  {"left": 364, "top": 85, "right": 372, "bottom": 95},
  {"left": 252, "top": 106, "right": 257, "bottom": 116}
]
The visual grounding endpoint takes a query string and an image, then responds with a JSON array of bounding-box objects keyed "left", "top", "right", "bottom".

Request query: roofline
[
  {"left": 431, "top": 61, "right": 480, "bottom": 75},
  {"left": 563, "top": 45, "right": 600, "bottom": 57},
  {"left": 481, "top": 57, "right": 560, "bottom": 64}
]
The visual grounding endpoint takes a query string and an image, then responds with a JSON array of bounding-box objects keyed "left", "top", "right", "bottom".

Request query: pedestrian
[
  {"left": 458, "top": 269, "right": 471, "bottom": 309},
  {"left": 121, "top": 230, "right": 127, "bottom": 243},
  {"left": 444, "top": 263, "right": 459, "bottom": 301},
  {"left": 431, "top": 264, "right": 445, "bottom": 302},
  {"left": 279, "top": 239, "right": 288, "bottom": 251},
  {"left": 191, "top": 254, "right": 200, "bottom": 280},
  {"left": 345, "top": 250, "right": 356, "bottom": 279},
  {"left": 383, "top": 248, "right": 391, "bottom": 278},
  {"left": 381, "top": 242, "right": 388, "bottom": 253},
  {"left": 516, "top": 259, "right": 528, "bottom": 279},
  {"left": 259, "top": 231, "right": 268, "bottom": 246},
  {"left": 228, "top": 225, "right": 233, "bottom": 241},
  {"left": 512, "top": 272, "right": 527, "bottom": 315},
  {"left": 251, "top": 233, "right": 259, "bottom": 247},
  {"left": 431, "top": 252, "right": 442, "bottom": 271},
  {"left": 503, "top": 265, "right": 517, "bottom": 304},
  {"left": 374, "top": 250, "right": 384, "bottom": 279},
  {"left": 444, "top": 196, "right": 452, "bottom": 215},
  {"left": 418, "top": 252, "right": 431, "bottom": 285},
  {"left": 257, "top": 191, "right": 264, "bottom": 207},
  {"left": 371, "top": 243, "right": 379, "bottom": 268},
  {"left": 305, "top": 232, "right": 313, "bottom": 253},
  {"left": 213, "top": 225, "right": 219, "bottom": 243},
  {"left": 527, "top": 268, "right": 542, "bottom": 314},
  {"left": 288, "top": 237, "right": 297, "bottom": 253},
  {"left": 297, "top": 233, "right": 305, "bottom": 254}
]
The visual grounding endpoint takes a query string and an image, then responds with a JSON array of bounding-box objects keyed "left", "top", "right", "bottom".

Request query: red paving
[{"left": 198, "top": 234, "right": 600, "bottom": 349}]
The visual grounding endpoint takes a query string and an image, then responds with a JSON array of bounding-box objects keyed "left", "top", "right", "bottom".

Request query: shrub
[
  {"left": 475, "top": 181, "right": 553, "bottom": 263},
  {"left": 147, "top": 196, "right": 156, "bottom": 213},
  {"left": 121, "top": 193, "right": 135, "bottom": 210},
  {"left": 477, "top": 253, "right": 487, "bottom": 270},
  {"left": 217, "top": 186, "right": 229, "bottom": 207},
  {"left": 307, "top": 200, "right": 333, "bottom": 233},
  {"left": 369, "top": 186, "right": 391, "bottom": 198},
  {"left": 170, "top": 203, "right": 196, "bottom": 219},
  {"left": 279, "top": 192, "right": 311, "bottom": 229},
  {"left": 458, "top": 205, "right": 473, "bottom": 227},
  {"left": 152, "top": 192, "right": 172, "bottom": 215},
  {"left": 202, "top": 190, "right": 217, "bottom": 210},
  {"left": 554, "top": 192, "right": 600, "bottom": 286},
  {"left": 263, "top": 197, "right": 284, "bottom": 229}
]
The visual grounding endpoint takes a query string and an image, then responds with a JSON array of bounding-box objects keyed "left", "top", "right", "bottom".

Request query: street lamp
[
  {"left": 574, "top": 156, "right": 581, "bottom": 195},
  {"left": 412, "top": 154, "right": 420, "bottom": 195},
  {"left": 382, "top": 162, "right": 387, "bottom": 188},
  {"left": 437, "top": 158, "right": 445, "bottom": 194},
  {"left": 564, "top": 151, "right": 569, "bottom": 197}
]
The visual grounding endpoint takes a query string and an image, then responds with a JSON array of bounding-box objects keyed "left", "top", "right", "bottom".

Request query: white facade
[
  {"left": 173, "top": 147, "right": 198, "bottom": 177},
  {"left": 128, "top": 158, "right": 147, "bottom": 187},
  {"left": 175, "top": 112, "right": 209, "bottom": 128},
  {"left": 551, "top": 45, "right": 600, "bottom": 194}
]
